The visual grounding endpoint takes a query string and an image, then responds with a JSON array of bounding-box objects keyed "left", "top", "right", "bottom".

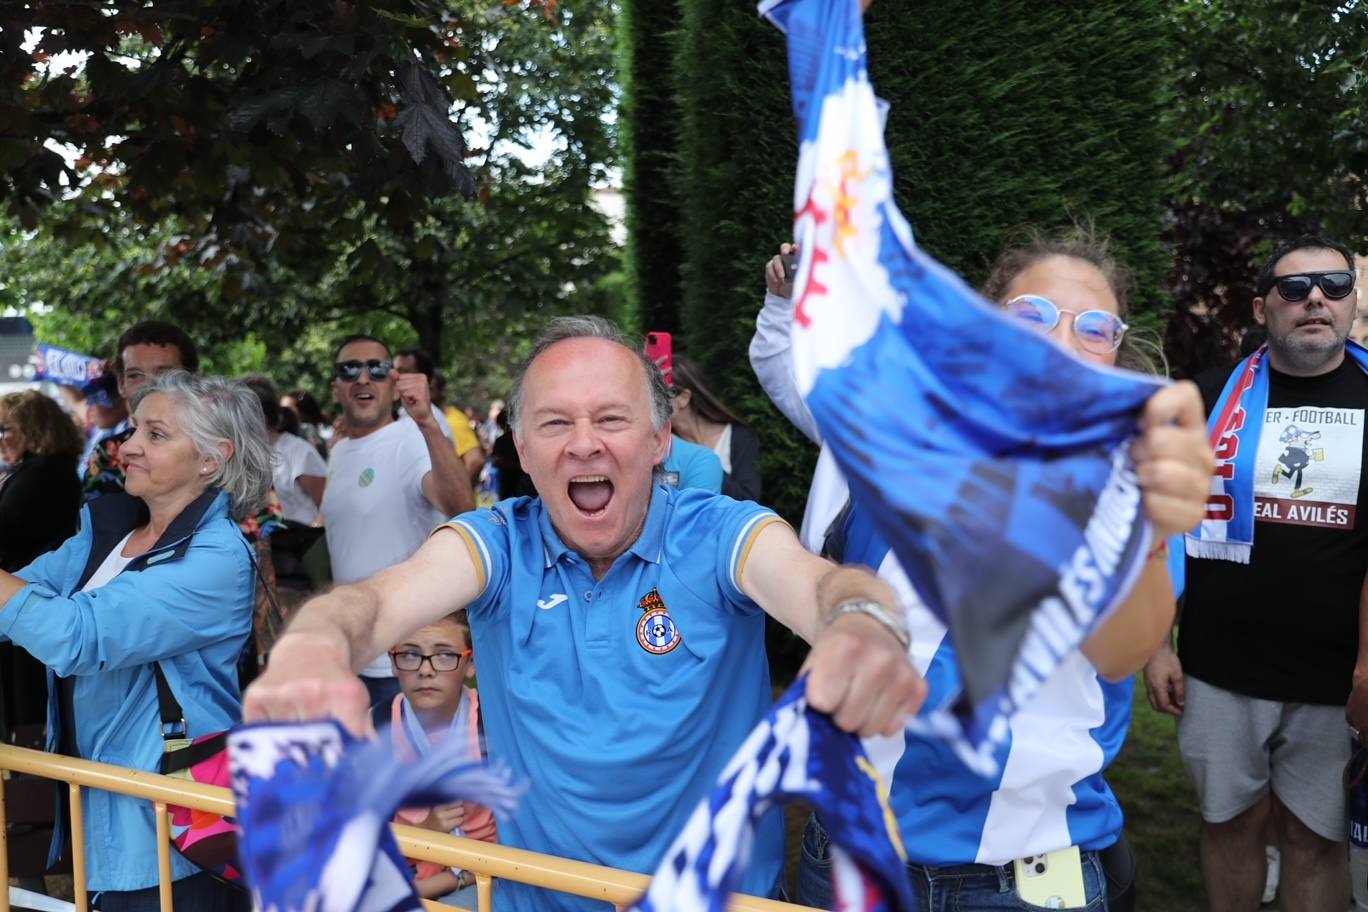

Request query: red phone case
[{"left": 646, "top": 332, "right": 673, "bottom": 386}]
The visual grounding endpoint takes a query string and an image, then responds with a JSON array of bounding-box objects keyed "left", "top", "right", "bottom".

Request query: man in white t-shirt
[{"left": 321, "top": 334, "right": 475, "bottom": 711}]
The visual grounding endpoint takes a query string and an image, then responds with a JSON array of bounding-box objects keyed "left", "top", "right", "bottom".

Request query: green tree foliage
[
  {"left": 867, "top": 2, "right": 1169, "bottom": 302},
  {"left": 1162, "top": 1, "right": 1368, "bottom": 377},
  {"left": 0, "top": 0, "right": 619, "bottom": 398},
  {"left": 618, "top": 0, "right": 684, "bottom": 335},
  {"left": 655, "top": 0, "right": 1170, "bottom": 526},
  {"left": 0, "top": 1, "right": 484, "bottom": 238}
]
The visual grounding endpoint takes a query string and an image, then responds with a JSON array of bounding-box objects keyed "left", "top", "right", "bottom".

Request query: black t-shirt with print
[{"left": 1180, "top": 357, "right": 1368, "bottom": 705}]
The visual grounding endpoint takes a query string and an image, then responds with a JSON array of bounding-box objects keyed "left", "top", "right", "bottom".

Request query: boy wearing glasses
[
  {"left": 323, "top": 335, "right": 474, "bottom": 711},
  {"left": 388, "top": 610, "right": 494, "bottom": 909},
  {"left": 1145, "top": 235, "right": 1364, "bottom": 911}
]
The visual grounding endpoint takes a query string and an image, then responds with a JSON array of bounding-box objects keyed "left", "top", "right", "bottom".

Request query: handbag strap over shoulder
[{"left": 154, "top": 537, "right": 271, "bottom": 776}]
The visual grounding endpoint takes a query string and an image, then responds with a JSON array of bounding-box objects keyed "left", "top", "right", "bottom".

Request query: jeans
[
  {"left": 95, "top": 872, "right": 249, "bottom": 912},
  {"left": 796, "top": 814, "right": 1109, "bottom": 911}
]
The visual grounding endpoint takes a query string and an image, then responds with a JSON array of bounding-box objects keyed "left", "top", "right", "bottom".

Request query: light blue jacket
[{"left": 0, "top": 489, "right": 253, "bottom": 891}]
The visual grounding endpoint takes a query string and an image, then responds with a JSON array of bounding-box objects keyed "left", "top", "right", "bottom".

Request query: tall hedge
[
  {"left": 618, "top": 0, "right": 686, "bottom": 336},
  {"left": 646, "top": 0, "right": 1171, "bottom": 527},
  {"left": 869, "top": 2, "right": 1170, "bottom": 304},
  {"left": 671, "top": 0, "right": 807, "bottom": 522}
]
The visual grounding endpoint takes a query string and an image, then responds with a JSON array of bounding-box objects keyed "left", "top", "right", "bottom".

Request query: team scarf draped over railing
[
  {"left": 228, "top": 721, "right": 521, "bottom": 912},
  {"left": 761, "top": 0, "right": 1165, "bottom": 773},
  {"left": 629, "top": 679, "right": 915, "bottom": 912},
  {"left": 1169, "top": 340, "right": 1368, "bottom": 593}
]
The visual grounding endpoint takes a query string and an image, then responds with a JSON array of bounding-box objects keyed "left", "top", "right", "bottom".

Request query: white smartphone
[{"left": 1013, "top": 846, "right": 1087, "bottom": 908}]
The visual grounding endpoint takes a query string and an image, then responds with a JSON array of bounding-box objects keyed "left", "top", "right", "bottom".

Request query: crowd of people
[{"left": 0, "top": 230, "right": 1359, "bottom": 912}]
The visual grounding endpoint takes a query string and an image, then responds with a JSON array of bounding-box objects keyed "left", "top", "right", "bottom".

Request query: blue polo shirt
[
  {"left": 661, "top": 435, "right": 723, "bottom": 493},
  {"left": 445, "top": 484, "right": 785, "bottom": 911}
]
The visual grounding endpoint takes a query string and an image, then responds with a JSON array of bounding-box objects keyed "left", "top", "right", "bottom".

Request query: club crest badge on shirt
[{"left": 636, "top": 587, "right": 681, "bottom": 655}]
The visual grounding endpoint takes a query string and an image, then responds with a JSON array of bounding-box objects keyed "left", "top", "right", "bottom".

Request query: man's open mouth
[
  {"left": 568, "top": 475, "right": 613, "bottom": 516},
  {"left": 1298, "top": 316, "right": 1332, "bottom": 328}
]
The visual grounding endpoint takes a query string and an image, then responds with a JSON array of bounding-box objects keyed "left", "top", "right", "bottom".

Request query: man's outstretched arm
[
  {"left": 243, "top": 527, "right": 483, "bottom": 735},
  {"left": 739, "top": 521, "right": 926, "bottom": 737}
]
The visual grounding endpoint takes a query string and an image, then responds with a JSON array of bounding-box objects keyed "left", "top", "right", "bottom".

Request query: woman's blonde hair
[
  {"left": 1, "top": 390, "right": 83, "bottom": 465},
  {"left": 980, "top": 225, "right": 1167, "bottom": 376}
]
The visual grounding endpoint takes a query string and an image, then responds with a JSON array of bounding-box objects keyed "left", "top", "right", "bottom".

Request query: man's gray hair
[
  {"left": 132, "top": 371, "right": 273, "bottom": 521},
  {"left": 507, "top": 315, "right": 673, "bottom": 436}
]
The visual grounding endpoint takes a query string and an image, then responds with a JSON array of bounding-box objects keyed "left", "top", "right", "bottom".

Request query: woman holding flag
[
  {"left": 755, "top": 230, "right": 1209, "bottom": 910},
  {"left": 751, "top": 0, "right": 1216, "bottom": 904}
]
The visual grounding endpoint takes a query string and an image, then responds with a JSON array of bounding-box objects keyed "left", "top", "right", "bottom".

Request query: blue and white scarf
[
  {"left": 1172, "top": 341, "right": 1368, "bottom": 586},
  {"left": 229, "top": 721, "right": 521, "bottom": 912},
  {"left": 398, "top": 693, "right": 472, "bottom": 838},
  {"left": 761, "top": 0, "right": 1164, "bottom": 773},
  {"left": 630, "top": 679, "right": 915, "bottom": 912}
]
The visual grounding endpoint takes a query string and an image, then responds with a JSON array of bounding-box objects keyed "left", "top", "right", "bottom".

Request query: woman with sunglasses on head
[{"left": 753, "top": 227, "right": 1212, "bottom": 912}]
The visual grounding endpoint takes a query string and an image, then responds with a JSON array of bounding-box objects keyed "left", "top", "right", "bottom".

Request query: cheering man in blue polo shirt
[{"left": 245, "top": 315, "right": 925, "bottom": 910}]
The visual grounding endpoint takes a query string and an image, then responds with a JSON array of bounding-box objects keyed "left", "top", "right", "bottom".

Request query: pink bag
[{"left": 162, "top": 730, "right": 240, "bottom": 879}]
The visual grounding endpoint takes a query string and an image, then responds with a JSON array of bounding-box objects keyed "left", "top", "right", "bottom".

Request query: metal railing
[{"left": 0, "top": 744, "right": 807, "bottom": 912}]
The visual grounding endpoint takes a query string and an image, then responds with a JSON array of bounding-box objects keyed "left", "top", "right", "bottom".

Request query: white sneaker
[{"left": 1262, "top": 844, "right": 1280, "bottom": 905}]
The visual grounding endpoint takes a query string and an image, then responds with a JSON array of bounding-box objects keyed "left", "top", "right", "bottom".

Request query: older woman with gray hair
[{"left": 0, "top": 370, "right": 271, "bottom": 912}]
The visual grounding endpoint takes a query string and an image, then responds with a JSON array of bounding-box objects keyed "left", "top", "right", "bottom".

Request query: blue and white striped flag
[
  {"left": 630, "top": 679, "right": 915, "bottom": 912},
  {"left": 761, "top": 0, "right": 1165, "bottom": 773},
  {"left": 229, "top": 721, "right": 521, "bottom": 912}
]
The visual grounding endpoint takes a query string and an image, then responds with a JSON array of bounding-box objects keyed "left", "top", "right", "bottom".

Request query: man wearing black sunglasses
[
  {"left": 322, "top": 334, "right": 474, "bottom": 712},
  {"left": 1146, "top": 235, "right": 1365, "bottom": 912}
]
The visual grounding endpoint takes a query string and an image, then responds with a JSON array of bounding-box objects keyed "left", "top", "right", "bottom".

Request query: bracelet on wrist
[{"left": 825, "top": 599, "right": 910, "bottom": 650}]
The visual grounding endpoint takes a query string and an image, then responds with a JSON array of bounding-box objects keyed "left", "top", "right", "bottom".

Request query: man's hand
[
  {"left": 1132, "top": 381, "right": 1213, "bottom": 541},
  {"left": 1142, "top": 643, "right": 1185, "bottom": 716},
  {"left": 394, "top": 369, "right": 435, "bottom": 428},
  {"left": 421, "top": 802, "right": 467, "bottom": 834},
  {"left": 739, "top": 526, "right": 922, "bottom": 737},
  {"left": 803, "top": 612, "right": 926, "bottom": 737},
  {"left": 242, "top": 631, "right": 373, "bottom": 737},
  {"left": 764, "top": 243, "right": 798, "bottom": 300},
  {"left": 1350, "top": 668, "right": 1368, "bottom": 736}
]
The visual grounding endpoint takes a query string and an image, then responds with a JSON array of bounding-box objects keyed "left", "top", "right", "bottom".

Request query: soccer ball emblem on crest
[{"left": 635, "top": 586, "right": 681, "bottom": 655}]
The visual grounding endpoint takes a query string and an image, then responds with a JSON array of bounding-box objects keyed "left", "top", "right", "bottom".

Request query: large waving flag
[
  {"left": 761, "top": 0, "right": 1165, "bottom": 772},
  {"left": 229, "top": 721, "right": 521, "bottom": 912},
  {"left": 630, "top": 679, "right": 915, "bottom": 912}
]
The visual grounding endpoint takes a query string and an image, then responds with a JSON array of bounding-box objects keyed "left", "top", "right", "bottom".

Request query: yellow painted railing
[{"left": 0, "top": 744, "right": 809, "bottom": 912}]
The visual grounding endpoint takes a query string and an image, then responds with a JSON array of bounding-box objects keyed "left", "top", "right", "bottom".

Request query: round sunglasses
[
  {"left": 1004, "top": 295, "right": 1128, "bottom": 355},
  {"left": 1266, "top": 271, "right": 1356, "bottom": 303}
]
